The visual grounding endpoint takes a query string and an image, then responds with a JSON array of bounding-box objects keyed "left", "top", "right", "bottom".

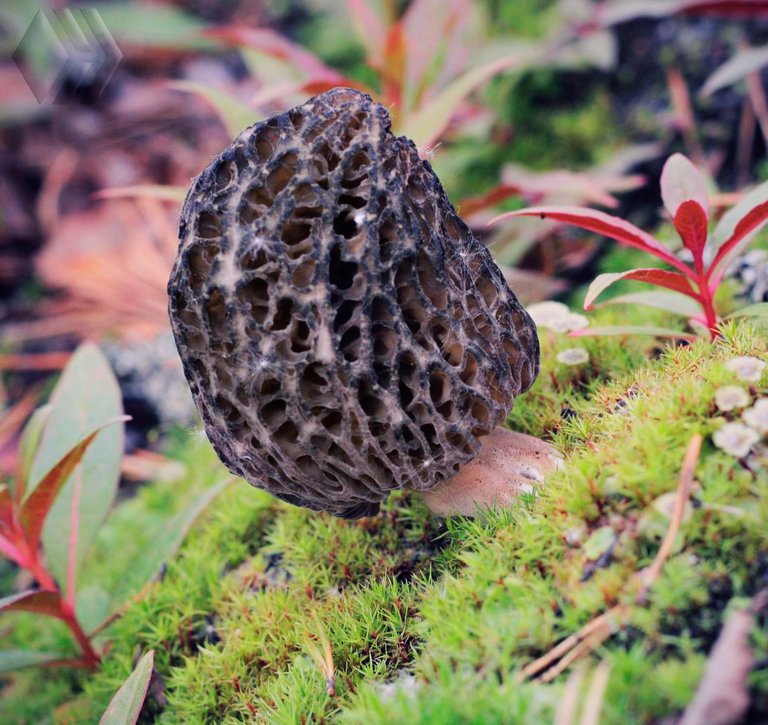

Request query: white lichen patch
[
  {"left": 743, "top": 398, "right": 768, "bottom": 434},
  {"left": 714, "top": 385, "right": 750, "bottom": 412},
  {"left": 528, "top": 301, "right": 588, "bottom": 333},
  {"left": 712, "top": 422, "right": 760, "bottom": 458},
  {"left": 725, "top": 355, "right": 766, "bottom": 383},
  {"left": 556, "top": 347, "right": 590, "bottom": 365}
]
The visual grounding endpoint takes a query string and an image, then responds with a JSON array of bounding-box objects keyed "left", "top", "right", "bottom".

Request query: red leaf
[
  {"left": 347, "top": 0, "right": 388, "bottom": 67},
  {"left": 674, "top": 200, "right": 708, "bottom": 271},
  {"left": 20, "top": 432, "right": 100, "bottom": 552},
  {"left": 204, "top": 27, "right": 345, "bottom": 82},
  {"left": 584, "top": 269, "right": 697, "bottom": 309},
  {"left": 710, "top": 200, "right": 768, "bottom": 274},
  {"left": 680, "top": 0, "right": 768, "bottom": 17},
  {"left": 660, "top": 153, "right": 710, "bottom": 218},
  {"left": 569, "top": 325, "right": 697, "bottom": 339},
  {"left": 20, "top": 416, "right": 127, "bottom": 552},
  {"left": 382, "top": 22, "right": 407, "bottom": 108},
  {"left": 0, "top": 590, "right": 63, "bottom": 619},
  {"left": 0, "top": 535, "right": 25, "bottom": 567},
  {"left": 491, "top": 206, "right": 696, "bottom": 277},
  {"left": 0, "top": 486, "right": 14, "bottom": 532},
  {"left": 459, "top": 184, "right": 523, "bottom": 217}
]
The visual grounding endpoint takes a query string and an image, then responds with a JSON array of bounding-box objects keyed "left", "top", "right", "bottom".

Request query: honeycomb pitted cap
[{"left": 168, "top": 88, "right": 539, "bottom": 518}]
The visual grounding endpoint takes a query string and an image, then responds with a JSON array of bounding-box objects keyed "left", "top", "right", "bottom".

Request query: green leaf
[
  {"left": 570, "top": 325, "right": 696, "bottom": 339},
  {"left": 584, "top": 269, "right": 695, "bottom": 310},
  {"left": 94, "top": 185, "right": 187, "bottom": 203},
  {"left": 85, "top": 2, "right": 214, "bottom": 50},
  {"left": 103, "top": 477, "right": 233, "bottom": 608},
  {"left": 21, "top": 427, "right": 114, "bottom": 552},
  {"left": 711, "top": 179, "right": 768, "bottom": 251},
  {"left": 168, "top": 81, "right": 258, "bottom": 138},
  {"left": 28, "top": 344, "right": 124, "bottom": 598},
  {"left": 76, "top": 584, "right": 113, "bottom": 637},
  {"left": 0, "top": 590, "right": 62, "bottom": 618},
  {"left": 583, "top": 527, "right": 616, "bottom": 560},
  {"left": 701, "top": 45, "right": 768, "bottom": 97},
  {"left": 726, "top": 303, "right": 768, "bottom": 318},
  {"left": 596, "top": 290, "right": 701, "bottom": 317},
  {"left": 660, "top": 153, "right": 709, "bottom": 218},
  {"left": 13, "top": 404, "right": 52, "bottom": 501},
  {"left": 0, "top": 649, "right": 66, "bottom": 673},
  {"left": 99, "top": 650, "right": 154, "bottom": 725},
  {"left": 401, "top": 45, "right": 539, "bottom": 149}
]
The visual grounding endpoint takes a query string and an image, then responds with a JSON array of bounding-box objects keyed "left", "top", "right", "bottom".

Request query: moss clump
[
  {"left": 2, "top": 305, "right": 765, "bottom": 723},
  {"left": 63, "top": 309, "right": 766, "bottom": 723}
]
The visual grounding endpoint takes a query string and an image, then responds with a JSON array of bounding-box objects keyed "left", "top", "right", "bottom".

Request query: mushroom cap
[{"left": 168, "top": 88, "right": 539, "bottom": 518}]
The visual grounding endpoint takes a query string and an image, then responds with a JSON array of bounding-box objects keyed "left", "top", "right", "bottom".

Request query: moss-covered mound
[
  {"left": 2, "top": 311, "right": 766, "bottom": 724},
  {"left": 63, "top": 315, "right": 762, "bottom": 724}
]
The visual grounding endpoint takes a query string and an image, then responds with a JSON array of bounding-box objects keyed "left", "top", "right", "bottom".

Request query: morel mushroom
[{"left": 168, "top": 88, "right": 559, "bottom": 518}]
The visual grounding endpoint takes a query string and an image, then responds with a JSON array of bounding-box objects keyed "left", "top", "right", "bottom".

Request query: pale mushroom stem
[{"left": 418, "top": 427, "right": 563, "bottom": 517}]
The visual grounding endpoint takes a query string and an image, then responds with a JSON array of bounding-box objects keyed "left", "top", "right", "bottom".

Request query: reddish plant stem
[
  {"left": 697, "top": 272, "right": 720, "bottom": 340},
  {"left": 58, "top": 599, "right": 101, "bottom": 669},
  {"left": 11, "top": 526, "right": 101, "bottom": 668}
]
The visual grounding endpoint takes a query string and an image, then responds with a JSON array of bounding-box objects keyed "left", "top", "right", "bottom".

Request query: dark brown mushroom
[{"left": 168, "top": 87, "right": 560, "bottom": 518}]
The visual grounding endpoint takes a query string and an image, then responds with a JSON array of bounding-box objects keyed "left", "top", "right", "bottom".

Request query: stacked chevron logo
[{"left": 12, "top": 8, "right": 122, "bottom": 104}]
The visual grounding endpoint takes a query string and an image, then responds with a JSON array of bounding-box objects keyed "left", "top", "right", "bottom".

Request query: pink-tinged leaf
[
  {"left": 100, "top": 650, "right": 155, "bottom": 725},
  {"left": 584, "top": 269, "right": 697, "bottom": 310},
  {"left": 28, "top": 344, "right": 125, "bottom": 604},
  {"left": 674, "top": 200, "right": 709, "bottom": 270},
  {"left": 347, "top": 0, "right": 388, "bottom": 67},
  {"left": 167, "top": 81, "right": 257, "bottom": 138},
  {"left": 0, "top": 484, "right": 15, "bottom": 531},
  {"left": 459, "top": 184, "right": 523, "bottom": 217},
  {"left": 94, "top": 186, "right": 186, "bottom": 203},
  {"left": 701, "top": 45, "right": 768, "bottom": 97},
  {"left": 14, "top": 404, "right": 53, "bottom": 501},
  {"left": 401, "top": 0, "right": 470, "bottom": 102},
  {"left": 0, "top": 533, "right": 25, "bottom": 567},
  {"left": 0, "top": 590, "right": 63, "bottom": 618},
  {"left": 726, "top": 302, "right": 768, "bottom": 319},
  {"left": 401, "top": 47, "right": 539, "bottom": 149},
  {"left": 0, "top": 650, "right": 67, "bottom": 673},
  {"left": 570, "top": 325, "right": 696, "bottom": 339},
  {"left": 710, "top": 199, "right": 768, "bottom": 274},
  {"left": 491, "top": 206, "right": 695, "bottom": 276},
  {"left": 381, "top": 22, "right": 407, "bottom": 109},
  {"left": 21, "top": 429, "right": 104, "bottom": 551},
  {"left": 660, "top": 153, "right": 709, "bottom": 218},
  {"left": 596, "top": 290, "right": 701, "bottom": 317},
  {"left": 602, "top": 1, "right": 768, "bottom": 25},
  {"left": 205, "top": 26, "right": 344, "bottom": 81}
]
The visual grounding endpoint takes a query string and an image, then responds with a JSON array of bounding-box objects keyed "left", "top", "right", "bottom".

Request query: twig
[
  {"left": 521, "top": 435, "right": 703, "bottom": 682},
  {"left": 746, "top": 70, "right": 768, "bottom": 151},
  {"left": 637, "top": 434, "right": 702, "bottom": 603},
  {"left": 666, "top": 67, "right": 705, "bottom": 167},
  {"left": 539, "top": 614, "right": 618, "bottom": 683},
  {"left": 555, "top": 663, "right": 588, "bottom": 725},
  {"left": 580, "top": 660, "right": 612, "bottom": 725},
  {"left": 680, "top": 589, "right": 768, "bottom": 725}
]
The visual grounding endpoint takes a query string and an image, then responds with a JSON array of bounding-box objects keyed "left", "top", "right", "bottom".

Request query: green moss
[
  {"left": 2, "top": 291, "right": 766, "bottom": 724},
  {"left": 38, "top": 307, "right": 757, "bottom": 723}
]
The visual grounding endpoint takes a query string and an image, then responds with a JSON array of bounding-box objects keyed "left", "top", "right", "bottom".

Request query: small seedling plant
[
  {"left": 0, "top": 344, "right": 127, "bottom": 669},
  {"left": 492, "top": 153, "right": 768, "bottom": 340},
  {"left": 0, "top": 344, "right": 228, "bottom": 672}
]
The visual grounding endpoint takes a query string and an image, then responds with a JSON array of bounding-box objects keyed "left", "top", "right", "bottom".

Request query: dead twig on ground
[{"left": 521, "top": 435, "right": 703, "bottom": 683}]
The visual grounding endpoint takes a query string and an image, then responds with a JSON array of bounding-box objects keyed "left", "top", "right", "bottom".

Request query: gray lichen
[{"left": 168, "top": 88, "right": 539, "bottom": 517}]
